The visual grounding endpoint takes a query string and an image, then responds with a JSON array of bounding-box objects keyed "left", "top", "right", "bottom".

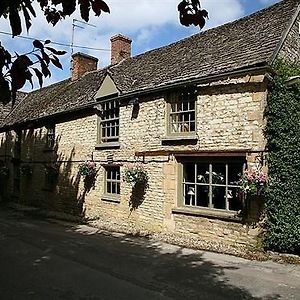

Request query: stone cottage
[{"left": 0, "top": 0, "right": 299, "bottom": 250}]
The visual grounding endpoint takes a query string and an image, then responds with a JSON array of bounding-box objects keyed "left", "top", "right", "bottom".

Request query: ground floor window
[
  {"left": 104, "top": 166, "right": 120, "bottom": 197},
  {"left": 181, "top": 158, "right": 246, "bottom": 211}
]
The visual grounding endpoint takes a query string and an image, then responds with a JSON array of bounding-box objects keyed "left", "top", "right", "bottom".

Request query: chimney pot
[
  {"left": 71, "top": 52, "right": 98, "bottom": 81},
  {"left": 110, "top": 34, "right": 132, "bottom": 65}
]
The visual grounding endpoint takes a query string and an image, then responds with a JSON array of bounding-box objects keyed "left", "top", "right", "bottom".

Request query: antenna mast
[{"left": 70, "top": 19, "right": 97, "bottom": 73}]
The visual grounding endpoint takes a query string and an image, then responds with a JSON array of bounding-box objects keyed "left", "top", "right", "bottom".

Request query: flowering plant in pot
[
  {"left": 239, "top": 167, "right": 267, "bottom": 196},
  {"left": 124, "top": 163, "right": 149, "bottom": 211},
  {"left": 78, "top": 161, "right": 97, "bottom": 177},
  {"left": 123, "top": 163, "right": 148, "bottom": 187}
]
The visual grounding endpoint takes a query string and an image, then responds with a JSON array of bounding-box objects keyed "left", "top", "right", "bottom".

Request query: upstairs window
[
  {"left": 181, "top": 159, "right": 245, "bottom": 212},
  {"left": 46, "top": 125, "right": 55, "bottom": 149},
  {"left": 168, "top": 90, "right": 196, "bottom": 134},
  {"left": 98, "top": 99, "right": 119, "bottom": 144}
]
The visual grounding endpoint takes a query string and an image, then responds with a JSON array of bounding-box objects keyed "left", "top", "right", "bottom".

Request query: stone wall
[
  {"left": 120, "top": 76, "right": 267, "bottom": 153},
  {"left": 0, "top": 72, "right": 269, "bottom": 249}
]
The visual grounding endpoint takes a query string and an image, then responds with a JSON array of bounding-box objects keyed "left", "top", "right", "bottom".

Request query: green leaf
[
  {"left": 9, "top": 8, "right": 22, "bottom": 36},
  {"left": 33, "top": 40, "right": 44, "bottom": 50},
  {"left": 45, "top": 47, "right": 67, "bottom": 55},
  {"left": 50, "top": 56, "right": 63, "bottom": 69},
  {"left": 32, "top": 67, "right": 43, "bottom": 87}
]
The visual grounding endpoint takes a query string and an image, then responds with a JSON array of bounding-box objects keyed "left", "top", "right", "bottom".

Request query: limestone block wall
[
  {"left": 1, "top": 73, "right": 269, "bottom": 248},
  {"left": 84, "top": 75, "right": 268, "bottom": 246},
  {"left": 0, "top": 132, "right": 12, "bottom": 158},
  {"left": 1, "top": 115, "right": 99, "bottom": 211},
  {"left": 197, "top": 83, "right": 266, "bottom": 151},
  {"left": 120, "top": 96, "right": 165, "bottom": 152},
  {"left": 84, "top": 159, "right": 165, "bottom": 233},
  {"left": 120, "top": 76, "right": 267, "bottom": 153}
]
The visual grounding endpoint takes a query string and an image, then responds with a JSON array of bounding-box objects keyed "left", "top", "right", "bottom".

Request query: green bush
[{"left": 264, "top": 60, "right": 300, "bottom": 254}]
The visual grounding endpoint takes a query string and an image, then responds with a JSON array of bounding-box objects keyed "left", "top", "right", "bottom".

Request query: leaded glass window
[
  {"left": 168, "top": 90, "right": 196, "bottom": 134},
  {"left": 99, "top": 100, "right": 119, "bottom": 143}
]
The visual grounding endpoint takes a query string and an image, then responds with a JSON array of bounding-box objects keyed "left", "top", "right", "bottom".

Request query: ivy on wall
[{"left": 264, "top": 60, "right": 300, "bottom": 254}]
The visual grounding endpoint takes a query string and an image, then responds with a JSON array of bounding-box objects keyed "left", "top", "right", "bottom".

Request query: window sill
[
  {"left": 101, "top": 195, "right": 120, "bottom": 204},
  {"left": 172, "top": 207, "right": 242, "bottom": 222},
  {"left": 95, "top": 142, "right": 120, "bottom": 150}
]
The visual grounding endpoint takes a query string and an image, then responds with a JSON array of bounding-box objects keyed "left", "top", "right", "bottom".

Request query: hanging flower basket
[
  {"left": 78, "top": 161, "right": 97, "bottom": 191},
  {"left": 123, "top": 163, "right": 149, "bottom": 187},
  {"left": 239, "top": 167, "right": 268, "bottom": 197},
  {"left": 78, "top": 161, "right": 97, "bottom": 177}
]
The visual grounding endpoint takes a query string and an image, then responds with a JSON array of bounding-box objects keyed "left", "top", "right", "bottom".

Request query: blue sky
[{"left": 0, "top": 0, "right": 280, "bottom": 90}]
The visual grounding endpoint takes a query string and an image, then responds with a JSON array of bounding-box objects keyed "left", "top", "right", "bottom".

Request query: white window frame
[
  {"left": 167, "top": 89, "right": 196, "bottom": 135},
  {"left": 179, "top": 158, "right": 246, "bottom": 212},
  {"left": 98, "top": 99, "right": 119, "bottom": 144},
  {"left": 104, "top": 165, "right": 121, "bottom": 199}
]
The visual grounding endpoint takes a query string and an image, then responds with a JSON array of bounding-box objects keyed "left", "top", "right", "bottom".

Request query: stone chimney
[
  {"left": 71, "top": 52, "right": 98, "bottom": 81},
  {"left": 110, "top": 34, "right": 132, "bottom": 65}
]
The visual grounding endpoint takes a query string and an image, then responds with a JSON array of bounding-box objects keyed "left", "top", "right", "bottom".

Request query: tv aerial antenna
[{"left": 71, "top": 19, "right": 97, "bottom": 55}]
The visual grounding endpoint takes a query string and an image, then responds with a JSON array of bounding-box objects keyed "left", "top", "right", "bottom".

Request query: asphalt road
[{"left": 0, "top": 208, "right": 299, "bottom": 300}]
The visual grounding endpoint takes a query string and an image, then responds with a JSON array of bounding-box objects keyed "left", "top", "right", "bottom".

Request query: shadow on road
[
  {"left": 0, "top": 209, "right": 282, "bottom": 299},
  {"left": 55, "top": 223, "right": 281, "bottom": 299}
]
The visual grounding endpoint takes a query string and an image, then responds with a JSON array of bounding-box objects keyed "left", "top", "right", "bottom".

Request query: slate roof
[
  {"left": 0, "top": 92, "right": 27, "bottom": 125},
  {"left": 1, "top": 0, "right": 299, "bottom": 129},
  {"left": 3, "top": 70, "right": 106, "bottom": 128},
  {"left": 110, "top": 0, "right": 299, "bottom": 93}
]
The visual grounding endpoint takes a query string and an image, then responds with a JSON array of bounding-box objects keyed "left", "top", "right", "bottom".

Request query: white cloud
[
  {"left": 0, "top": 0, "right": 246, "bottom": 90},
  {"left": 202, "top": 0, "right": 245, "bottom": 29},
  {"left": 100, "top": 0, "right": 180, "bottom": 32}
]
